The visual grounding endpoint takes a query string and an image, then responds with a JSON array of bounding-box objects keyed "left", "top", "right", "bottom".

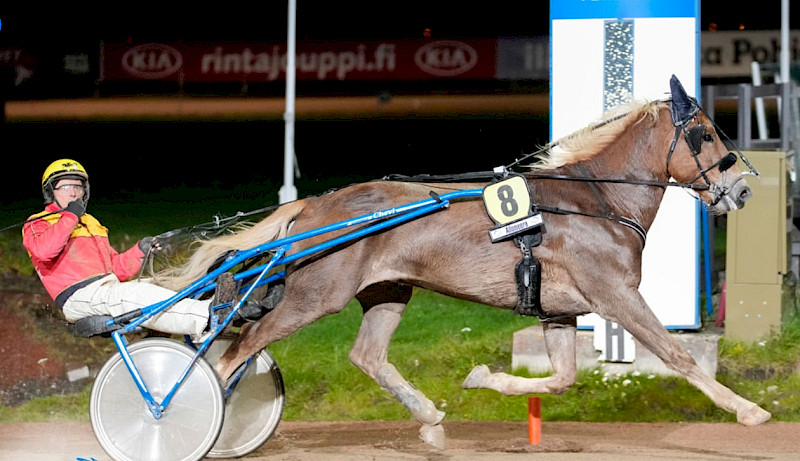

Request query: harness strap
[
  {"left": 389, "top": 171, "right": 711, "bottom": 192},
  {"left": 689, "top": 152, "right": 738, "bottom": 185},
  {"left": 513, "top": 233, "right": 544, "bottom": 318},
  {"left": 578, "top": 164, "right": 612, "bottom": 217},
  {"left": 665, "top": 125, "right": 683, "bottom": 179},
  {"left": 384, "top": 173, "right": 649, "bottom": 246},
  {"left": 524, "top": 173, "right": 709, "bottom": 191},
  {"left": 615, "top": 216, "right": 649, "bottom": 245},
  {"left": 538, "top": 205, "right": 647, "bottom": 247},
  {"left": 383, "top": 171, "right": 497, "bottom": 183},
  {"left": 541, "top": 164, "right": 648, "bottom": 247}
]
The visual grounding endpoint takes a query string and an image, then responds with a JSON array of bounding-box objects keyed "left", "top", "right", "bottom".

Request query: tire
[
  {"left": 204, "top": 338, "right": 285, "bottom": 458},
  {"left": 90, "top": 338, "right": 225, "bottom": 461}
]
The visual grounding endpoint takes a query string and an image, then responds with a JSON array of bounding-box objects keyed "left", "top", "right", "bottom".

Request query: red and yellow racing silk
[{"left": 22, "top": 202, "right": 145, "bottom": 304}]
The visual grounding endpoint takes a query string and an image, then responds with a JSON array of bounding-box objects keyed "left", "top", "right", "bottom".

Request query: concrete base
[{"left": 512, "top": 325, "right": 720, "bottom": 377}]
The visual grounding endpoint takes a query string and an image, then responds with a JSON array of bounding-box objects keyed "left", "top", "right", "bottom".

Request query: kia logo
[
  {"left": 122, "top": 43, "right": 183, "bottom": 79},
  {"left": 414, "top": 41, "right": 477, "bottom": 77}
]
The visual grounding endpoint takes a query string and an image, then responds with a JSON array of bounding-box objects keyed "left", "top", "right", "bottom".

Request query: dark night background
[
  {"left": 1, "top": 2, "right": 789, "bottom": 43},
  {"left": 0, "top": 2, "right": 796, "bottom": 209}
]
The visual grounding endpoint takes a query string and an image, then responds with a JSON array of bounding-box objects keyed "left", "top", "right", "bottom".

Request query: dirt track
[
  {"left": 1, "top": 420, "right": 799, "bottom": 461},
  {"left": 2, "top": 277, "right": 799, "bottom": 460}
]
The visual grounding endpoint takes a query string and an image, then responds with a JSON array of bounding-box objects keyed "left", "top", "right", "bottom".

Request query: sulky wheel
[
  {"left": 204, "top": 338, "right": 286, "bottom": 458},
  {"left": 89, "top": 338, "right": 225, "bottom": 461}
]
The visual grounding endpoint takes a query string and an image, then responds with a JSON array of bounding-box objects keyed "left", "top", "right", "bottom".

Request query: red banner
[{"left": 101, "top": 39, "right": 497, "bottom": 83}]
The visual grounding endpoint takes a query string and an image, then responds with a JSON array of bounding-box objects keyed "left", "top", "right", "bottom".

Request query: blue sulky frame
[{"left": 106, "top": 188, "right": 484, "bottom": 419}]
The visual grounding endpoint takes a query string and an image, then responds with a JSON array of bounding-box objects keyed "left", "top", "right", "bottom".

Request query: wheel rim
[
  {"left": 90, "top": 338, "right": 225, "bottom": 461},
  {"left": 205, "top": 339, "right": 285, "bottom": 458}
]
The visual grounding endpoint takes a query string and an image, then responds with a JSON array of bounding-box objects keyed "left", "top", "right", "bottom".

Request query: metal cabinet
[{"left": 725, "top": 151, "right": 789, "bottom": 342}]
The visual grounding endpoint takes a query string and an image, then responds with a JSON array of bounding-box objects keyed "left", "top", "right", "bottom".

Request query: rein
[
  {"left": 0, "top": 207, "right": 68, "bottom": 233},
  {"left": 387, "top": 97, "right": 753, "bottom": 247},
  {"left": 523, "top": 172, "right": 709, "bottom": 191},
  {"left": 136, "top": 204, "right": 278, "bottom": 279}
]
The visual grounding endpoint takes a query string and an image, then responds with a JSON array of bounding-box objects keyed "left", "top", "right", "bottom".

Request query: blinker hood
[
  {"left": 667, "top": 74, "right": 760, "bottom": 177},
  {"left": 669, "top": 74, "right": 700, "bottom": 127}
]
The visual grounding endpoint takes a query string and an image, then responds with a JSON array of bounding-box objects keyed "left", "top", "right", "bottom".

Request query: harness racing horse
[{"left": 157, "top": 76, "right": 769, "bottom": 448}]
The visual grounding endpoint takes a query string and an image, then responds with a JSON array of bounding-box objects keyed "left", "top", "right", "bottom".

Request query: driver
[{"left": 22, "top": 159, "right": 277, "bottom": 336}]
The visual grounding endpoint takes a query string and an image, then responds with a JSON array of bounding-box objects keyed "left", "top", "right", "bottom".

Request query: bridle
[
  {"left": 510, "top": 98, "right": 759, "bottom": 191},
  {"left": 666, "top": 95, "right": 759, "bottom": 206}
]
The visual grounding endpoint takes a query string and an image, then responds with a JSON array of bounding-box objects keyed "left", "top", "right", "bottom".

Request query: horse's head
[{"left": 665, "top": 75, "right": 757, "bottom": 214}]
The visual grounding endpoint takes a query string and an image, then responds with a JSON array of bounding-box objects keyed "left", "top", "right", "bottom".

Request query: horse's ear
[{"left": 669, "top": 74, "right": 697, "bottom": 126}]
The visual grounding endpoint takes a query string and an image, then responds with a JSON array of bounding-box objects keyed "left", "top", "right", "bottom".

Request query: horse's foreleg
[
  {"left": 463, "top": 318, "right": 577, "bottom": 395},
  {"left": 609, "top": 290, "right": 770, "bottom": 426},
  {"left": 349, "top": 284, "right": 446, "bottom": 448}
]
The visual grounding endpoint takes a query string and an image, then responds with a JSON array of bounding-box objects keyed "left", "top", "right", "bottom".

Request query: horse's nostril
[{"left": 739, "top": 186, "right": 753, "bottom": 202}]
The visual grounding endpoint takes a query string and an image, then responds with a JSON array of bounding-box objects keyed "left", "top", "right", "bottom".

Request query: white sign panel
[{"left": 551, "top": 0, "right": 701, "bottom": 329}]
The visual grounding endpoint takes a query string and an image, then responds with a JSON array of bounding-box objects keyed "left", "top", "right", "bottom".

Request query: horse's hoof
[
  {"left": 738, "top": 404, "right": 771, "bottom": 426},
  {"left": 419, "top": 423, "right": 446, "bottom": 450},
  {"left": 420, "top": 409, "right": 446, "bottom": 426},
  {"left": 462, "top": 365, "right": 490, "bottom": 389}
]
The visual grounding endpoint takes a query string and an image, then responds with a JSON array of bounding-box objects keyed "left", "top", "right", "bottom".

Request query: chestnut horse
[{"left": 157, "top": 77, "right": 769, "bottom": 448}]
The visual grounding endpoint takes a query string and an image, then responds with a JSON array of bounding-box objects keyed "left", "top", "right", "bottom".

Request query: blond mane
[{"left": 531, "top": 100, "right": 665, "bottom": 170}]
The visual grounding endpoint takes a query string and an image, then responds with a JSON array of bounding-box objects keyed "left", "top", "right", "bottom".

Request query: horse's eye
[{"left": 703, "top": 134, "right": 713, "bottom": 142}]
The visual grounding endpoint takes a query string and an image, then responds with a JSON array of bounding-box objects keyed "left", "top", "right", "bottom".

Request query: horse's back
[
  {"left": 283, "top": 180, "right": 524, "bottom": 308},
  {"left": 293, "top": 180, "right": 481, "bottom": 227}
]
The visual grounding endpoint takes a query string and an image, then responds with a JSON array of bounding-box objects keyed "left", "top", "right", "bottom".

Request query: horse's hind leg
[
  {"left": 216, "top": 268, "right": 358, "bottom": 379},
  {"left": 462, "top": 317, "right": 578, "bottom": 395},
  {"left": 608, "top": 290, "right": 770, "bottom": 426},
  {"left": 349, "top": 283, "right": 447, "bottom": 449}
]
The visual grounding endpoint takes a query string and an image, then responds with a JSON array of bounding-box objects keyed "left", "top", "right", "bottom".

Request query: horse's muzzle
[{"left": 712, "top": 176, "right": 752, "bottom": 212}]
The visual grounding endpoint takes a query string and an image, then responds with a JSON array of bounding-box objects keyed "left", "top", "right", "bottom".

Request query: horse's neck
[{"left": 564, "top": 120, "right": 672, "bottom": 230}]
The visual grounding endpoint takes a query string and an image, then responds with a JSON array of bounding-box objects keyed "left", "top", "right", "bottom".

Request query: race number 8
[
  {"left": 482, "top": 175, "right": 532, "bottom": 225},
  {"left": 496, "top": 185, "right": 519, "bottom": 216}
]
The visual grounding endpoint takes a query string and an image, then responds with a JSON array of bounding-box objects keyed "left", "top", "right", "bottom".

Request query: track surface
[
  {"left": 1, "top": 420, "right": 798, "bottom": 460},
  {"left": 1, "top": 279, "right": 796, "bottom": 460}
]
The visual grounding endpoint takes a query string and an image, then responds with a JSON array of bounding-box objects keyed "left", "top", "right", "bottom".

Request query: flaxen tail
[{"left": 155, "top": 198, "right": 309, "bottom": 291}]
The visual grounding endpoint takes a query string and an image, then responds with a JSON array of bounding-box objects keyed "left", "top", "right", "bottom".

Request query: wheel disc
[
  {"left": 204, "top": 338, "right": 285, "bottom": 458},
  {"left": 90, "top": 338, "right": 225, "bottom": 461}
]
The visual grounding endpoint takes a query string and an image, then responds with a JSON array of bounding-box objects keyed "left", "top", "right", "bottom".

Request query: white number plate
[{"left": 483, "top": 175, "right": 532, "bottom": 225}]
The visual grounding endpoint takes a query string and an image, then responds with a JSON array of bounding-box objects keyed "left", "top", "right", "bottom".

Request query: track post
[
  {"left": 528, "top": 396, "right": 541, "bottom": 445},
  {"left": 280, "top": 0, "right": 298, "bottom": 204}
]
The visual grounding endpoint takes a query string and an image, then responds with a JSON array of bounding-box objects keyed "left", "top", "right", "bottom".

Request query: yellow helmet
[
  {"left": 42, "top": 159, "right": 88, "bottom": 186},
  {"left": 41, "top": 159, "right": 90, "bottom": 205}
]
